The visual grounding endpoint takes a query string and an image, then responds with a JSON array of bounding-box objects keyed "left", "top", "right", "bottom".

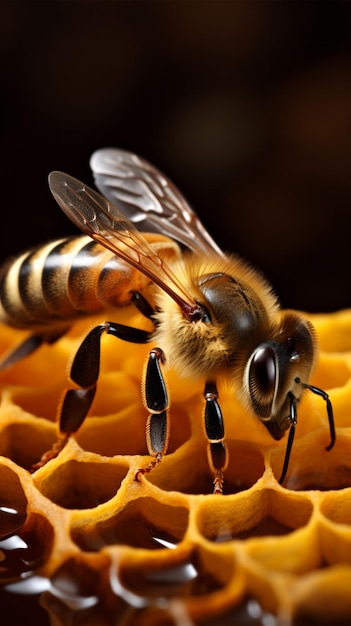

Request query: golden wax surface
[{"left": 0, "top": 309, "right": 351, "bottom": 625}]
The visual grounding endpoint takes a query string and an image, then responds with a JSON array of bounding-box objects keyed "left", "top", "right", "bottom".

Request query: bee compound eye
[{"left": 248, "top": 346, "right": 277, "bottom": 416}]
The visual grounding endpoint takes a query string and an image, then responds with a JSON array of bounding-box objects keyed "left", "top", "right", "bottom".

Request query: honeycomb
[{"left": 0, "top": 308, "right": 351, "bottom": 625}]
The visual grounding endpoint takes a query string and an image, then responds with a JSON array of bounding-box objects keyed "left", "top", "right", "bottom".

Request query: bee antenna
[{"left": 300, "top": 381, "right": 336, "bottom": 451}]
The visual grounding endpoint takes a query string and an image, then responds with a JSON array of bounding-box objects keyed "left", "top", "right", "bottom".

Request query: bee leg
[
  {"left": 0, "top": 327, "right": 70, "bottom": 370},
  {"left": 33, "top": 321, "right": 151, "bottom": 470},
  {"left": 135, "top": 347, "right": 170, "bottom": 482},
  {"left": 131, "top": 290, "right": 155, "bottom": 320},
  {"left": 204, "top": 380, "right": 228, "bottom": 494},
  {"left": 60, "top": 321, "right": 151, "bottom": 432},
  {"left": 0, "top": 334, "right": 45, "bottom": 370}
]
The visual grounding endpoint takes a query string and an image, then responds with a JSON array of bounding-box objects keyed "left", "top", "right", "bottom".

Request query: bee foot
[
  {"left": 31, "top": 435, "right": 69, "bottom": 472},
  {"left": 134, "top": 453, "right": 162, "bottom": 482},
  {"left": 213, "top": 471, "right": 224, "bottom": 495}
]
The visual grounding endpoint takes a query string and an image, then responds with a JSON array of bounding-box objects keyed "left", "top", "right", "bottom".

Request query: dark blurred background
[{"left": 1, "top": 1, "right": 350, "bottom": 312}]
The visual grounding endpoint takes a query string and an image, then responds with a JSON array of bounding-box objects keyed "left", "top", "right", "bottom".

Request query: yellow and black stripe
[{"left": 0, "top": 236, "right": 140, "bottom": 331}]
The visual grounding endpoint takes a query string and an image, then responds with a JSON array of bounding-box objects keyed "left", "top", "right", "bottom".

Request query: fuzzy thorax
[{"left": 152, "top": 252, "right": 279, "bottom": 382}]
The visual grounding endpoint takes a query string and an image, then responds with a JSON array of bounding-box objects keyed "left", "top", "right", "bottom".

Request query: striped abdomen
[{"left": 0, "top": 236, "right": 149, "bottom": 331}]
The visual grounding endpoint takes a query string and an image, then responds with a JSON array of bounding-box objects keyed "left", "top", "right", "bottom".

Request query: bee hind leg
[
  {"left": 32, "top": 321, "right": 151, "bottom": 470},
  {"left": 204, "top": 380, "right": 229, "bottom": 494},
  {"left": 0, "top": 327, "right": 70, "bottom": 370}
]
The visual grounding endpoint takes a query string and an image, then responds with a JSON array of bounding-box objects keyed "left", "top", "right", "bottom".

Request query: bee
[{"left": 0, "top": 148, "right": 335, "bottom": 493}]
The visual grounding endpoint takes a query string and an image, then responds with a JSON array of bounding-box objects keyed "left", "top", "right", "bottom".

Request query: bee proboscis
[{"left": 0, "top": 148, "right": 335, "bottom": 493}]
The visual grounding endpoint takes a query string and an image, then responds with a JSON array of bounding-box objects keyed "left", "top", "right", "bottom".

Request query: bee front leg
[
  {"left": 135, "top": 347, "right": 170, "bottom": 482},
  {"left": 204, "top": 380, "right": 228, "bottom": 494},
  {"left": 33, "top": 321, "right": 151, "bottom": 470}
]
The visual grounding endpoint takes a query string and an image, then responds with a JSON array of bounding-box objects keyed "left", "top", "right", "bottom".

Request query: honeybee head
[{"left": 243, "top": 311, "right": 317, "bottom": 439}]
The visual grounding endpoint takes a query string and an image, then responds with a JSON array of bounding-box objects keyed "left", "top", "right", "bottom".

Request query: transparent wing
[
  {"left": 48, "top": 171, "right": 201, "bottom": 319},
  {"left": 90, "top": 147, "right": 224, "bottom": 257}
]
